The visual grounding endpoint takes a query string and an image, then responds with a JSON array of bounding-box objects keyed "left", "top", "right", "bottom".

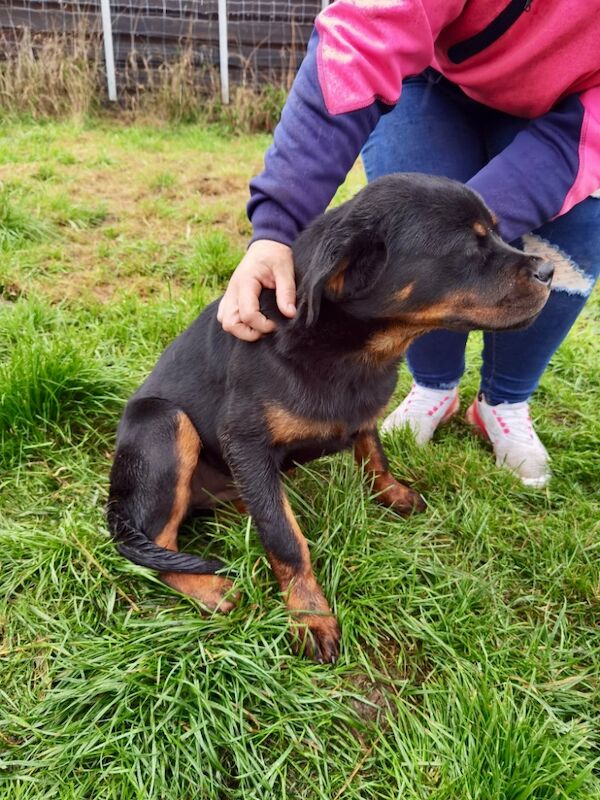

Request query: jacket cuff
[{"left": 249, "top": 199, "right": 300, "bottom": 247}]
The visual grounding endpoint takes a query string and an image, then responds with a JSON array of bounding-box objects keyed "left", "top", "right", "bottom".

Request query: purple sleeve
[
  {"left": 247, "top": 0, "right": 463, "bottom": 244},
  {"left": 467, "top": 95, "right": 585, "bottom": 242},
  {"left": 247, "top": 31, "right": 383, "bottom": 246}
]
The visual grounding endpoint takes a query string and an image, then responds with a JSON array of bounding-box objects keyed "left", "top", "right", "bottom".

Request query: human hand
[{"left": 217, "top": 239, "right": 297, "bottom": 341}]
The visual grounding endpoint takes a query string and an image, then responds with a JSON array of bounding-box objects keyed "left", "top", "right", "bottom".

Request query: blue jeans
[{"left": 361, "top": 71, "right": 599, "bottom": 405}]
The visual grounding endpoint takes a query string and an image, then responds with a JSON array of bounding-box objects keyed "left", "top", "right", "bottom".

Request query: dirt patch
[
  {"left": 193, "top": 176, "right": 243, "bottom": 197},
  {"left": 0, "top": 282, "right": 24, "bottom": 302},
  {"left": 349, "top": 676, "right": 394, "bottom": 723}
]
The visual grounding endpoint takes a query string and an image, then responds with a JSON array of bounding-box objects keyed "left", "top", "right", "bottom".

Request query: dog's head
[{"left": 293, "top": 174, "right": 552, "bottom": 333}]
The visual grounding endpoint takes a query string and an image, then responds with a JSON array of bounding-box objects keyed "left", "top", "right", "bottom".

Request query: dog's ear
[{"left": 298, "top": 227, "right": 388, "bottom": 325}]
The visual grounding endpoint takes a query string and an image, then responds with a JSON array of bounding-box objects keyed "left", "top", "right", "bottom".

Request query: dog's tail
[{"left": 107, "top": 505, "right": 224, "bottom": 574}]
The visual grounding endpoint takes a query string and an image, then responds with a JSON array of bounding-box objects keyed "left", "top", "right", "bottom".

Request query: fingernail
[{"left": 287, "top": 304, "right": 296, "bottom": 314}]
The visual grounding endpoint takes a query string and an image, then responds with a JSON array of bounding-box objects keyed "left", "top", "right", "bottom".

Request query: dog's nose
[{"left": 526, "top": 256, "right": 554, "bottom": 286}]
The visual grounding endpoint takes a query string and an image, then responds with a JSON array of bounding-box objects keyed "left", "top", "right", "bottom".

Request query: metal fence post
[
  {"left": 100, "top": 0, "right": 117, "bottom": 102},
  {"left": 218, "top": 0, "right": 230, "bottom": 104}
]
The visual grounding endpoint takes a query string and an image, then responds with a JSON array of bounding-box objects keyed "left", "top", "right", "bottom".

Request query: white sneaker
[
  {"left": 465, "top": 394, "right": 551, "bottom": 488},
  {"left": 381, "top": 383, "right": 460, "bottom": 446}
]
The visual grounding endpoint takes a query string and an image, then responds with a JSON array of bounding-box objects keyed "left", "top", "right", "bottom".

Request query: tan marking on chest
[
  {"left": 363, "top": 324, "right": 425, "bottom": 365},
  {"left": 265, "top": 405, "right": 347, "bottom": 444}
]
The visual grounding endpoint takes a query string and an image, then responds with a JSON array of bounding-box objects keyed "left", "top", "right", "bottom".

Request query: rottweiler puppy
[{"left": 107, "top": 174, "right": 552, "bottom": 662}]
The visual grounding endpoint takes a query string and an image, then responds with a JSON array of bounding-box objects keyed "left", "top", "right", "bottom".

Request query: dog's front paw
[
  {"left": 285, "top": 578, "right": 340, "bottom": 663},
  {"left": 292, "top": 613, "right": 341, "bottom": 664},
  {"left": 373, "top": 477, "right": 426, "bottom": 516},
  {"left": 387, "top": 484, "right": 426, "bottom": 515}
]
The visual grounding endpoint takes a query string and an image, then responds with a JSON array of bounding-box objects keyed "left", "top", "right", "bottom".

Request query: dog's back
[{"left": 131, "top": 300, "right": 235, "bottom": 456}]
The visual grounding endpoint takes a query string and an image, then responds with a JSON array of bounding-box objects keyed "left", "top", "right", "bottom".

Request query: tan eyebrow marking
[
  {"left": 490, "top": 212, "right": 498, "bottom": 226},
  {"left": 394, "top": 282, "right": 414, "bottom": 303},
  {"left": 473, "top": 221, "right": 487, "bottom": 237}
]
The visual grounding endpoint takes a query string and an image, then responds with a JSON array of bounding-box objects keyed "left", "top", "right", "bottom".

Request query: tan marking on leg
[
  {"left": 354, "top": 430, "right": 425, "bottom": 515},
  {"left": 155, "top": 411, "right": 201, "bottom": 551},
  {"left": 154, "top": 413, "right": 237, "bottom": 613},
  {"left": 265, "top": 404, "right": 346, "bottom": 444},
  {"left": 270, "top": 494, "right": 340, "bottom": 662}
]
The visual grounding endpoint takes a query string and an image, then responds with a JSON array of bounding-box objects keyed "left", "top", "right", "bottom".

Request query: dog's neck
[{"left": 271, "top": 295, "right": 426, "bottom": 371}]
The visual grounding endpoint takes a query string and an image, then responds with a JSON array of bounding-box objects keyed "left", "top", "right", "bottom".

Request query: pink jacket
[{"left": 249, "top": 0, "right": 600, "bottom": 245}]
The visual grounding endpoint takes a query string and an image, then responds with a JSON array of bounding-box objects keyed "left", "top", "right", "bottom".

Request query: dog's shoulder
[{"left": 133, "top": 299, "right": 235, "bottom": 397}]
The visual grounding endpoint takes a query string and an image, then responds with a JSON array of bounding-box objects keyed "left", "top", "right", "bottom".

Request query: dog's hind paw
[{"left": 160, "top": 573, "right": 239, "bottom": 614}]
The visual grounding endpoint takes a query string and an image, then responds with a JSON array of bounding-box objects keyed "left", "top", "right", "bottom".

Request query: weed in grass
[
  {"left": 32, "top": 164, "right": 56, "bottom": 182},
  {"left": 0, "top": 305, "right": 126, "bottom": 468},
  {"left": 139, "top": 196, "right": 179, "bottom": 222},
  {"left": 102, "top": 227, "right": 120, "bottom": 242},
  {"left": 47, "top": 194, "right": 109, "bottom": 230},
  {"left": 90, "top": 152, "right": 117, "bottom": 168},
  {"left": 55, "top": 150, "right": 78, "bottom": 167},
  {"left": 191, "top": 231, "right": 244, "bottom": 286},
  {"left": 0, "top": 189, "right": 51, "bottom": 250},
  {"left": 0, "top": 282, "right": 23, "bottom": 302},
  {"left": 149, "top": 170, "right": 178, "bottom": 193}
]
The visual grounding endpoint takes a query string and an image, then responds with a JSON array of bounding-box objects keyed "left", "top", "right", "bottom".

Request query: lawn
[{"left": 0, "top": 117, "right": 598, "bottom": 799}]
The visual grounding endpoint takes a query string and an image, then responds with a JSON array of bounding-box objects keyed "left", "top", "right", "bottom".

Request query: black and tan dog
[{"left": 107, "top": 174, "right": 552, "bottom": 662}]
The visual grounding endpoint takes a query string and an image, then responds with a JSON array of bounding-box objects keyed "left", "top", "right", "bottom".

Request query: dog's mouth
[
  {"left": 384, "top": 272, "right": 551, "bottom": 335},
  {"left": 440, "top": 312, "right": 540, "bottom": 332},
  {"left": 490, "top": 284, "right": 551, "bottom": 329},
  {"left": 402, "top": 286, "right": 549, "bottom": 332},
  {"left": 477, "top": 309, "right": 544, "bottom": 332},
  {"left": 446, "top": 299, "right": 548, "bottom": 332}
]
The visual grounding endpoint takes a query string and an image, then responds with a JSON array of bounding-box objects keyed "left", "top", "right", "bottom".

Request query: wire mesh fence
[{"left": 0, "top": 0, "right": 323, "bottom": 101}]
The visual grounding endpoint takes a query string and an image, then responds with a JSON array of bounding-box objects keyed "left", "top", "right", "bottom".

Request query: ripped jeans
[{"left": 361, "top": 71, "right": 599, "bottom": 405}]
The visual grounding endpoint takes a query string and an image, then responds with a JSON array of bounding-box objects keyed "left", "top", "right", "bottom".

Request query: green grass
[
  {"left": 0, "top": 117, "right": 598, "bottom": 799},
  {"left": 0, "top": 189, "right": 52, "bottom": 251}
]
